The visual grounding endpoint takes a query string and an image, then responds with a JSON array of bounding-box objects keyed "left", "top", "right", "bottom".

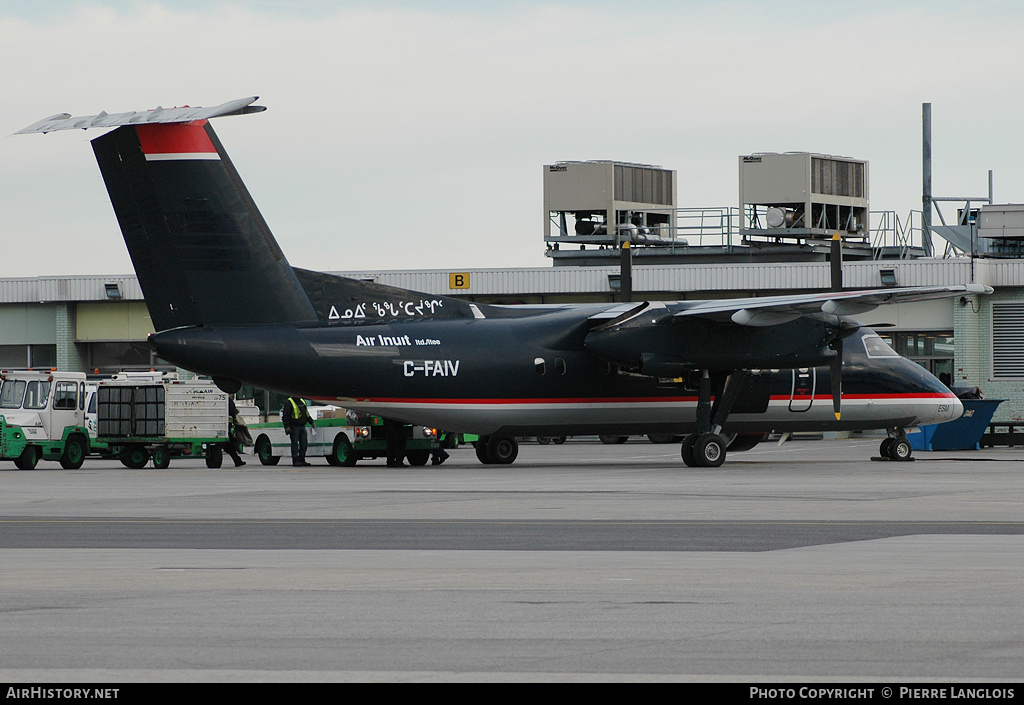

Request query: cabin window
[
  {"left": 24, "top": 380, "right": 51, "bottom": 410},
  {"left": 0, "top": 379, "right": 26, "bottom": 409},
  {"left": 534, "top": 357, "right": 546, "bottom": 375},
  {"left": 555, "top": 358, "right": 566, "bottom": 375},
  {"left": 53, "top": 382, "right": 78, "bottom": 410}
]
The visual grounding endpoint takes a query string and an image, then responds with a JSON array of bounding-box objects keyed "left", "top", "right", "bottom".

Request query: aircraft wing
[{"left": 670, "top": 284, "right": 992, "bottom": 327}]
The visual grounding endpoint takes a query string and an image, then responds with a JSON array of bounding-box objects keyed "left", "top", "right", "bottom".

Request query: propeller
[
  {"left": 829, "top": 340, "right": 844, "bottom": 421},
  {"left": 830, "top": 232, "right": 843, "bottom": 292},
  {"left": 829, "top": 233, "right": 844, "bottom": 419}
]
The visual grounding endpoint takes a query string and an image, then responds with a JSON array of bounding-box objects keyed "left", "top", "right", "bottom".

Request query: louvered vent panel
[{"left": 992, "top": 303, "right": 1024, "bottom": 377}]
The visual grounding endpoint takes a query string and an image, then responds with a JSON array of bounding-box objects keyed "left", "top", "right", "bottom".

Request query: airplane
[{"left": 17, "top": 97, "right": 991, "bottom": 467}]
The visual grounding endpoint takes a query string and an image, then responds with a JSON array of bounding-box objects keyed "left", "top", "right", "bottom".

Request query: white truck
[
  {"left": 249, "top": 405, "right": 442, "bottom": 466},
  {"left": 0, "top": 369, "right": 91, "bottom": 469},
  {"left": 95, "top": 373, "right": 231, "bottom": 468}
]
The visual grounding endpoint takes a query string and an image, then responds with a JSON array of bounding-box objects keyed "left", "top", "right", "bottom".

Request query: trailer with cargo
[
  {"left": 0, "top": 369, "right": 91, "bottom": 470},
  {"left": 95, "top": 373, "right": 231, "bottom": 468}
]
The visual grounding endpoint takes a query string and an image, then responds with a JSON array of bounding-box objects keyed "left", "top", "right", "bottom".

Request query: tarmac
[{"left": 1, "top": 435, "right": 1022, "bottom": 683}]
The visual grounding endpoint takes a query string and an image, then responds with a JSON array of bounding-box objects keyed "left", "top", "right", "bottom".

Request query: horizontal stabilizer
[{"left": 16, "top": 97, "right": 265, "bottom": 134}]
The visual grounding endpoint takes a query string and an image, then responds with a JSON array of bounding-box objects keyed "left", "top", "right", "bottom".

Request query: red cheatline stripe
[
  {"left": 135, "top": 121, "right": 218, "bottom": 160},
  {"left": 311, "top": 393, "right": 953, "bottom": 405}
]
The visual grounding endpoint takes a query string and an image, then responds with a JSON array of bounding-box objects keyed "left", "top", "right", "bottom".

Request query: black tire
[
  {"left": 120, "top": 445, "right": 149, "bottom": 470},
  {"left": 887, "top": 438, "right": 913, "bottom": 461},
  {"left": 205, "top": 444, "right": 223, "bottom": 469},
  {"left": 475, "top": 439, "right": 491, "bottom": 464},
  {"left": 14, "top": 446, "right": 39, "bottom": 470},
  {"left": 444, "top": 433, "right": 460, "bottom": 449},
  {"left": 537, "top": 436, "right": 551, "bottom": 445},
  {"left": 879, "top": 438, "right": 894, "bottom": 458},
  {"left": 552, "top": 436, "right": 566, "bottom": 444},
  {"left": 693, "top": 433, "right": 726, "bottom": 468},
  {"left": 647, "top": 433, "right": 677, "bottom": 444},
  {"left": 59, "top": 436, "right": 87, "bottom": 470},
  {"left": 331, "top": 436, "right": 358, "bottom": 467},
  {"left": 406, "top": 449, "right": 430, "bottom": 466},
  {"left": 256, "top": 435, "right": 280, "bottom": 466},
  {"left": 680, "top": 434, "right": 698, "bottom": 467},
  {"left": 151, "top": 445, "right": 171, "bottom": 469},
  {"left": 486, "top": 435, "right": 518, "bottom": 464},
  {"left": 599, "top": 435, "right": 628, "bottom": 445}
]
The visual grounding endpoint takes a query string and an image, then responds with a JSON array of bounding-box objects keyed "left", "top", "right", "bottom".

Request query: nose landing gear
[
  {"left": 681, "top": 432, "right": 727, "bottom": 467},
  {"left": 879, "top": 429, "right": 913, "bottom": 461}
]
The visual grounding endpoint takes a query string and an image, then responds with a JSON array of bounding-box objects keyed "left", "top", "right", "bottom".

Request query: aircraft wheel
[
  {"left": 330, "top": 436, "right": 358, "bottom": 467},
  {"left": 647, "top": 433, "right": 677, "bottom": 444},
  {"left": 599, "top": 435, "right": 628, "bottom": 445},
  {"left": 693, "top": 433, "right": 726, "bottom": 468},
  {"left": 205, "top": 444, "right": 223, "bottom": 469},
  {"left": 552, "top": 436, "right": 566, "bottom": 444},
  {"left": 887, "top": 437, "right": 913, "bottom": 461},
  {"left": 406, "top": 449, "right": 430, "bottom": 466},
  {"left": 680, "top": 434, "right": 698, "bottom": 467},
  {"left": 255, "top": 435, "right": 280, "bottom": 465},
  {"left": 15, "top": 446, "right": 40, "bottom": 470},
  {"left": 537, "top": 436, "right": 551, "bottom": 445},
  {"left": 486, "top": 435, "right": 518, "bottom": 464},
  {"left": 151, "top": 445, "right": 171, "bottom": 470},
  {"left": 60, "top": 436, "right": 87, "bottom": 470},
  {"left": 879, "top": 438, "right": 894, "bottom": 458},
  {"left": 475, "top": 438, "right": 491, "bottom": 464},
  {"left": 120, "top": 445, "right": 149, "bottom": 470}
]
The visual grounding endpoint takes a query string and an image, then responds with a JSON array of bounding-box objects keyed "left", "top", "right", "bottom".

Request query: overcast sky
[{"left": 3, "top": 0, "right": 1023, "bottom": 278}]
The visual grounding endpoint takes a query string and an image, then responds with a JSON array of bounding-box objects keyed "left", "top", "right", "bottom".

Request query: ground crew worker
[
  {"left": 281, "top": 396, "right": 315, "bottom": 466},
  {"left": 383, "top": 418, "right": 405, "bottom": 467}
]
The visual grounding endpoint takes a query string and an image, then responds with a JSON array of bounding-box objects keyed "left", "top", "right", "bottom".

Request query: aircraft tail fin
[{"left": 90, "top": 119, "right": 318, "bottom": 331}]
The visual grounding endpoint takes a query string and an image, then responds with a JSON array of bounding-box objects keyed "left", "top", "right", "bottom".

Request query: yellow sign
[{"left": 449, "top": 272, "right": 470, "bottom": 289}]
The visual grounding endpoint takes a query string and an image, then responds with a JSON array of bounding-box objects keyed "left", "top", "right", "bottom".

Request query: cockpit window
[{"left": 863, "top": 334, "right": 899, "bottom": 358}]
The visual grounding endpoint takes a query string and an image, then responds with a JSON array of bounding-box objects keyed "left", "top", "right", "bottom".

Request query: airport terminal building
[
  {"left": 0, "top": 254, "right": 1021, "bottom": 422},
  {"left": 5, "top": 149, "right": 1024, "bottom": 425}
]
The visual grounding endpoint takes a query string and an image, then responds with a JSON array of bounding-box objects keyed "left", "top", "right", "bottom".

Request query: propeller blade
[
  {"left": 830, "top": 338, "right": 843, "bottom": 420},
  {"left": 830, "top": 232, "right": 843, "bottom": 292}
]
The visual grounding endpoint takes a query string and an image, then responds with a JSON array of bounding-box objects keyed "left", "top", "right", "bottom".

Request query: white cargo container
[{"left": 96, "top": 373, "right": 230, "bottom": 469}]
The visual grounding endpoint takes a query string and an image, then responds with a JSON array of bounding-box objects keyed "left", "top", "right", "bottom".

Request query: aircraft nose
[{"left": 948, "top": 394, "right": 964, "bottom": 422}]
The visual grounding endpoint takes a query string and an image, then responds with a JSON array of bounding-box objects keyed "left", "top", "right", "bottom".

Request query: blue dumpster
[{"left": 909, "top": 399, "right": 1003, "bottom": 451}]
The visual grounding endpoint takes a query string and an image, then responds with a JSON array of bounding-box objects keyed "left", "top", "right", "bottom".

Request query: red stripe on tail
[{"left": 135, "top": 121, "right": 216, "bottom": 157}]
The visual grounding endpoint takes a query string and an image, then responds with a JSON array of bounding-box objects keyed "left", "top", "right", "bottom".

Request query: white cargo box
[
  {"left": 97, "top": 378, "right": 228, "bottom": 441},
  {"left": 165, "top": 382, "right": 229, "bottom": 439}
]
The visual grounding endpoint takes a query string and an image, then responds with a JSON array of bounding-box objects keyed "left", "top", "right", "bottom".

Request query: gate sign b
[{"left": 449, "top": 272, "right": 470, "bottom": 290}]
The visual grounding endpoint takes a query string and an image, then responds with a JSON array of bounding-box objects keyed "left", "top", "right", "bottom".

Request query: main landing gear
[
  {"left": 680, "top": 369, "right": 747, "bottom": 468},
  {"left": 681, "top": 432, "right": 727, "bottom": 467},
  {"left": 475, "top": 435, "right": 519, "bottom": 464},
  {"left": 879, "top": 429, "right": 913, "bottom": 462}
]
